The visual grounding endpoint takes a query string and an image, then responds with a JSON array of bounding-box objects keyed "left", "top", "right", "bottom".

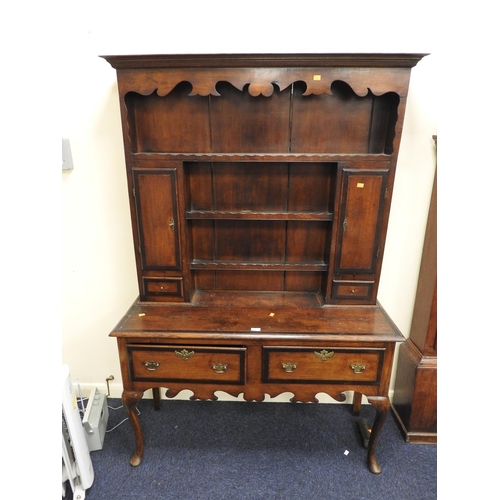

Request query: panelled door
[
  {"left": 336, "top": 167, "right": 388, "bottom": 274},
  {"left": 331, "top": 165, "right": 389, "bottom": 303},
  {"left": 132, "top": 168, "right": 181, "bottom": 271},
  {"left": 132, "top": 167, "right": 185, "bottom": 301}
]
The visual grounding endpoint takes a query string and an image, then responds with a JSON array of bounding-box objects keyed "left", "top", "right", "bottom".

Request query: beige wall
[{"left": 61, "top": 3, "right": 436, "bottom": 399}]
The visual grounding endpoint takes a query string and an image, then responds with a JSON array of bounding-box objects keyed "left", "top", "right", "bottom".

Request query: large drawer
[
  {"left": 128, "top": 345, "right": 246, "bottom": 384},
  {"left": 263, "top": 346, "right": 384, "bottom": 384}
]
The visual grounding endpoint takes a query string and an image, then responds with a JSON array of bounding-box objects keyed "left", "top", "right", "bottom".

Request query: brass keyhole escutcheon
[
  {"left": 144, "top": 361, "right": 160, "bottom": 371},
  {"left": 212, "top": 363, "right": 228, "bottom": 374},
  {"left": 169, "top": 217, "right": 175, "bottom": 232},
  {"left": 175, "top": 349, "right": 194, "bottom": 361},
  {"left": 350, "top": 363, "right": 366, "bottom": 374},
  {"left": 281, "top": 362, "right": 297, "bottom": 373}
]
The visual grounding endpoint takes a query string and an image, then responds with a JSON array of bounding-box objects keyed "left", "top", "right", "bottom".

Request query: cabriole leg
[
  {"left": 122, "top": 390, "right": 145, "bottom": 466},
  {"left": 366, "top": 396, "right": 390, "bottom": 474}
]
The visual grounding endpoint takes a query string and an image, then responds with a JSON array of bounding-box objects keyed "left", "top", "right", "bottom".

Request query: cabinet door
[
  {"left": 335, "top": 168, "right": 388, "bottom": 274},
  {"left": 133, "top": 168, "right": 181, "bottom": 271}
]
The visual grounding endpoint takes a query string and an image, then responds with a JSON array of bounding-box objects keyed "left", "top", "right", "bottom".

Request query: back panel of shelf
[
  {"left": 124, "top": 81, "right": 399, "bottom": 155},
  {"left": 186, "top": 161, "right": 335, "bottom": 294}
]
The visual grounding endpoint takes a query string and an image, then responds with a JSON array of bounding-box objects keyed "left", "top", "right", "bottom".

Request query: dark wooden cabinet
[
  {"left": 392, "top": 161, "right": 437, "bottom": 443},
  {"left": 132, "top": 167, "right": 185, "bottom": 301},
  {"left": 103, "top": 53, "right": 427, "bottom": 473},
  {"left": 332, "top": 163, "right": 389, "bottom": 303}
]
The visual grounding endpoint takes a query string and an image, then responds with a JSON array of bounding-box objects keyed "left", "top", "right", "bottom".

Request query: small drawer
[
  {"left": 263, "top": 346, "right": 383, "bottom": 384},
  {"left": 332, "top": 280, "right": 373, "bottom": 301},
  {"left": 128, "top": 345, "right": 246, "bottom": 384},
  {"left": 143, "top": 277, "right": 183, "bottom": 300}
]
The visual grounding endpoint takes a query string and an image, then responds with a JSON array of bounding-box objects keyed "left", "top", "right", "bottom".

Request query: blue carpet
[{"left": 65, "top": 397, "right": 436, "bottom": 500}]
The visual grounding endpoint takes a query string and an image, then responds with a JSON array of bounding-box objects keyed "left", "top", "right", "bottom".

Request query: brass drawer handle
[
  {"left": 144, "top": 361, "right": 160, "bottom": 371},
  {"left": 281, "top": 362, "right": 297, "bottom": 373},
  {"left": 175, "top": 349, "right": 194, "bottom": 361},
  {"left": 212, "top": 363, "right": 228, "bottom": 374},
  {"left": 350, "top": 363, "right": 366, "bottom": 374},
  {"left": 314, "top": 350, "right": 334, "bottom": 361},
  {"left": 169, "top": 217, "right": 175, "bottom": 232}
]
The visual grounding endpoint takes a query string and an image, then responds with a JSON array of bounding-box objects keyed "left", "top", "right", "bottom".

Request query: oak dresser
[{"left": 102, "top": 53, "right": 427, "bottom": 473}]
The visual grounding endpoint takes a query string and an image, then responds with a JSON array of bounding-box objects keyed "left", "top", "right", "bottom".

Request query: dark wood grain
[
  {"left": 392, "top": 165, "right": 437, "bottom": 443},
  {"left": 103, "top": 53, "right": 427, "bottom": 472}
]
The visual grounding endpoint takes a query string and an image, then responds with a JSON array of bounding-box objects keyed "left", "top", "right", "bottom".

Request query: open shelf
[
  {"left": 191, "top": 290, "right": 325, "bottom": 308},
  {"left": 124, "top": 81, "right": 399, "bottom": 155},
  {"left": 186, "top": 211, "right": 333, "bottom": 221},
  {"left": 186, "top": 160, "right": 335, "bottom": 294},
  {"left": 190, "top": 261, "right": 328, "bottom": 271},
  {"left": 131, "top": 152, "right": 392, "bottom": 162}
]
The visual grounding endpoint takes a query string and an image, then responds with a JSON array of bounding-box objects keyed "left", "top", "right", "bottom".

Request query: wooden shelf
[
  {"left": 191, "top": 290, "right": 325, "bottom": 308},
  {"left": 190, "top": 260, "right": 328, "bottom": 271},
  {"left": 131, "top": 152, "right": 392, "bottom": 162},
  {"left": 186, "top": 211, "right": 333, "bottom": 221}
]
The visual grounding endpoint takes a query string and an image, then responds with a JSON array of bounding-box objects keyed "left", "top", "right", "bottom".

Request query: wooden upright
[
  {"left": 392, "top": 157, "right": 437, "bottom": 443},
  {"left": 103, "top": 53, "right": 427, "bottom": 473}
]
